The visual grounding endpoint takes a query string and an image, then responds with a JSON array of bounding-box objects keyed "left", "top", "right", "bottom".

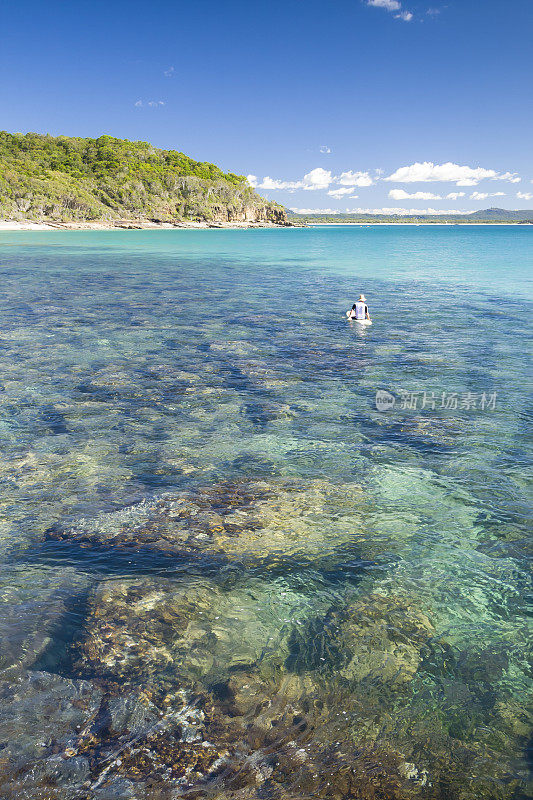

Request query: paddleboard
[{"left": 348, "top": 318, "right": 372, "bottom": 326}]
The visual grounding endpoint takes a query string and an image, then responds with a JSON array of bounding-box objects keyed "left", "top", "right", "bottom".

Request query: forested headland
[{"left": 0, "top": 132, "right": 286, "bottom": 225}]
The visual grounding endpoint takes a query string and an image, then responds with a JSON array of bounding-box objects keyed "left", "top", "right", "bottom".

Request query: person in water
[{"left": 346, "top": 294, "right": 371, "bottom": 321}]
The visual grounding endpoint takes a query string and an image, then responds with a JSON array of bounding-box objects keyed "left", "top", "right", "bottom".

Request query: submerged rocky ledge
[{"left": 2, "top": 477, "right": 530, "bottom": 799}]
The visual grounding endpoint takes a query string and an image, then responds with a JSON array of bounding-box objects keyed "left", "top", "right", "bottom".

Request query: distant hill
[
  {"left": 466, "top": 208, "right": 533, "bottom": 221},
  {"left": 287, "top": 207, "right": 533, "bottom": 224},
  {"left": 0, "top": 132, "right": 286, "bottom": 225}
]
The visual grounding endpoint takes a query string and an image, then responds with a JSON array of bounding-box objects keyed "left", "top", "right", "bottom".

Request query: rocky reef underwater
[
  {"left": 0, "top": 233, "right": 531, "bottom": 800},
  {"left": 1, "top": 476, "right": 531, "bottom": 800}
]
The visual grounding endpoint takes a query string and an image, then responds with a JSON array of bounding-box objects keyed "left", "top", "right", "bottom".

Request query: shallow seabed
[{"left": 0, "top": 226, "right": 531, "bottom": 800}]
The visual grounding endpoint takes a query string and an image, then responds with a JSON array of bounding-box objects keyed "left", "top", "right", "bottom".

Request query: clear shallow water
[{"left": 0, "top": 226, "right": 531, "bottom": 799}]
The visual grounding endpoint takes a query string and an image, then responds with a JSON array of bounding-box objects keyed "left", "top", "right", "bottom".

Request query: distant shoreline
[
  {"left": 1, "top": 220, "right": 531, "bottom": 231},
  {"left": 306, "top": 222, "right": 531, "bottom": 227}
]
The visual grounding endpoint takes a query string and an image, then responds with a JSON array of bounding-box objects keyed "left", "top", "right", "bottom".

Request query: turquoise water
[{"left": 0, "top": 226, "right": 531, "bottom": 799}]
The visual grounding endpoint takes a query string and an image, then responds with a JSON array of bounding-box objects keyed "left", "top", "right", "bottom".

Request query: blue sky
[{"left": 2, "top": 0, "right": 532, "bottom": 213}]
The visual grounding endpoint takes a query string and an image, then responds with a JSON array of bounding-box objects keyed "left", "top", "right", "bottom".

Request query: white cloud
[
  {"left": 385, "top": 161, "right": 499, "bottom": 186},
  {"left": 320, "top": 145, "right": 331, "bottom": 154},
  {"left": 389, "top": 189, "right": 442, "bottom": 200},
  {"left": 470, "top": 191, "right": 506, "bottom": 200},
  {"left": 367, "top": 0, "right": 401, "bottom": 10},
  {"left": 252, "top": 167, "right": 333, "bottom": 192},
  {"left": 136, "top": 99, "right": 165, "bottom": 107},
  {"left": 338, "top": 170, "right": 374, "bottom": 187},
  {"left": 257, "top": 167, "right": 372, "bottom": 192},
  {"left": 496, "top": 171, "right": 521, "bottom": 183},
  {"left": 517, "top": 192, "right": 533, "bottom": 200},
  {"left": 164, "top": 66, "right": 175, "bottom": 78},
  {"left": 250, "top": 162, "right": 520, "bottom": 200},
  {"left": 350, "top": 207, "right": 468, "bottom": 215},
  {"left": 385, "top": 161, "right": 522, "bottom": 187},
  {"left": 290, "top": 208, "right": 340, "bottom": 215},
  {"left": 302, "top": 167, "right": 333, "bottom": 190},
  {"left": 291, "top": 207, "right": 469, "bottom": 216},
  {"left": 366, "top": 0, "right": 413, "bottom": 21},
  {"left": 328, "top": 188, "right": 359, "bottom": 198},
  {"left": 260, "top": 176, "right": 305, "bottom": 190}
]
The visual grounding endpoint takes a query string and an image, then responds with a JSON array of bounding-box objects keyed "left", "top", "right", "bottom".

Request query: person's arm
[{"left": 365, "top": 305, "right": 371, "bottom": 320}]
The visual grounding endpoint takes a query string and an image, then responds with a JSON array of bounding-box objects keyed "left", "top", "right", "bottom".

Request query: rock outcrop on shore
[{"left": 0, "top": 131, "right": 289, "bottom": 226}]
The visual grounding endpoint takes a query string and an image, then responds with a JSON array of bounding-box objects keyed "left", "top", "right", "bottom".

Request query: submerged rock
[
  {"left": 0, "top": 670, "right": 236, "bottom": 800},
  {"left": 5, "top": 581, "right": 526, "bottom": 799},
  {"left": 0, "top": 670, "right": 102, "bottom": 798},
  {"left": 396, "top": 414, "right": 468, "bottom": 449},
  {"left": 69, "top": 579, "right": 435, "bottom": 795},
  {"left": 45, "top": 477, "right": 368, "bottom": 565},
  {"left": 0, "top": 565, "right": 89, "bottom": 674},
  {"left": 337, "top": 591, "right": 434, "bottom": 686},
  {"left": 64, "top": 578, "right": 442, "bottom": 795},
  {"left": 71, "top": 575, "right": 315, "bottom": 686},
  {"left": 285, "top": 590, "right": 434, "bottom": 688},
  {"left": 73, "top": 686, "right": 236, "bottom": 797}
]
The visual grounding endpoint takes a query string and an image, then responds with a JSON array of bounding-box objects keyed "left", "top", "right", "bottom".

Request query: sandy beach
[{"left": 0, "top": 219, "right": 293, "bottom": 231}]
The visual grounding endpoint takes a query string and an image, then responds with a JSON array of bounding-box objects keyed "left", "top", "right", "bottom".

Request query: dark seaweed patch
[
  {"left": 286, "top": 609, "right": 345, "bottom": 674},
  {"left": 40, "top": 403, "right": 69, "bottom": 434}
]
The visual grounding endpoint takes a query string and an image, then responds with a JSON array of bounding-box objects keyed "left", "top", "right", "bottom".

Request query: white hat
[{"left": 358, "top": 294, "right": 366, "bottom": 302}]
